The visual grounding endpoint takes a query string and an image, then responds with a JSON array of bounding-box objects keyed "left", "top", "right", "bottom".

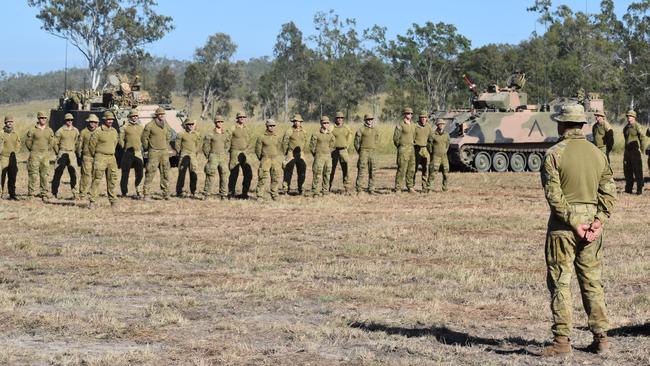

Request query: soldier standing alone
[
  {"left": 202, "top": 115, "right": 230, "bottom": 199},
  {"left": 88, "top": 111, "right": 119, "bottom": 208},
  {"left": 427, "top": 119, "right": 450, "bottom": 192},
  {"left": 142, "top": 107, "right": 173, "bottom": 200},
  {"left": 1, "top": 116, "right": 20, "bottom": 200},
  {"left": 393, "top": 107, "right": 416, "bottom": 192},
  {"left": 25, "top": 111, "right": 55, "bottom": 199},
  {"left": 282, "top": 113, "right": 307, "bottom": 195},
  {"left": 622, "top": 110, "right": 647, "bottom": 194},
  {"left": 119, "top": 109, "right": 144, "bottom": 198},
  {"left": 414, "top": 111, "right": 433, "bottom": 192},
  {"left": 255, "top": 119, "right": 283, "bottom": 201},
  {"left": 310, "top": 116, "right": 335, "bottom": 197},
  {"left": 77, "top": 114, "right": 99, "bottom": 199},
  {"left": 540, "top": 104, "right": 616, "bottom": 356},
  {"left": 52, "top": 113, "right": 79, "bottom": 199},
  {"left": 329, "top": 111, "right": 352, "bottom": 193},
  {"left": 175, "top": 119, "right": 202, "bottom": 198},
  {"left": 228, "top": 112, "right": 253, "bottom": 199},
  {"left": 355, "top": 114, "right": 380, "bottom": 194}
]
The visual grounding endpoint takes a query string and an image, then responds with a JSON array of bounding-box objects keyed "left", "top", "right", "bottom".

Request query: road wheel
[
  {"left": 510, "top": 153, "right": 526, "bottom": 172},
  {"left": 492, "top": 152, "right": 509, "bottom": 172},
  {"left": 474, "top": 151, "right": 491, "bottom": 172},
  {"left": 527, "top": 153, "right": 543, "bottom": 172}
]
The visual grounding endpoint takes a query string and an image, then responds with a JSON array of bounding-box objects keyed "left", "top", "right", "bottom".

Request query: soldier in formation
[
  {"left": 175, "top": 119, "right": 202, "bottom": 198},
  {"left": 228, "top": 111, "right": 252, "bottom": 199},
  {"left": 540, "top": 104, "right": 615, "bottom": 356},
  {"left": 142, "top": 107, "right": 173, "bottom": 200},
  {"left": 329, "top": 111, "right": 352, "bottom": 194},
  {"left": 51, "top": 113, "right": 79, "bottom": 199},
  {"left": 77, "top": 114, "right": 99, "bottom": 199},
  {"left": 255, "top": 119, "right": 282, "bottom": 201},
  {"left": 310, "top": 116, "right": 335, "bottom": 196},
  {"left": 88, "top": 111, "right": 119, "bottom": 208},
  {"left": 622, "top": 110, "right": 647, "bottom": 195},
  {"left": 355, "top": 114, "right": 380, "bottom": 194},
  {"left": 282, "top": 113, "right": 307, "bottom": 195},
  {"left": 202, "top": 115, "right": 230, "bottom": 199},
  {"left": 25, "top": 111, "right": 55, "bottom": 199},
  {"left": 119, "top": 109, "right": 144, "bottom": 198},
  {"left": 413, "top": 110, "right": 432, "bottom": 192},
  {"left": 1, "top": 116, "right": 20, "bottom": 200},
  {"left": 428, "top": 119, "right": 450, "bottom": 192},
  {"left": 591, "top": 111, "right": 613, "bottom": 163},
  {"left": 393, "top": 107, "right": 416, "bottom": 192}
]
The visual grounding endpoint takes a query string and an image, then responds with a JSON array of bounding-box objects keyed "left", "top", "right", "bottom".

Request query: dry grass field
[{"left": 0, "top": 143, "right": 649, "bottom": 365}]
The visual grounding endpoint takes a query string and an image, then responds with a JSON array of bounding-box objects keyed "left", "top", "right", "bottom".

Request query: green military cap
[
  {"left": 265, "top": 119, "right": 277, "bottom": 126},
  {"left": 236, "top": 111, "right": 247, "bottom": 118},
  {"left": 155, "top": 107, "right": 166, "bottom": 115},
  {"left": 103, "top": 111, "right": 115, "bottom": 120},
  {"left": 626, "top": 110, "right": 637, "bottom": 118},
  {"left": 291, "top": 113, "right": 304, "bottom": 122},
  {"left": 435, "top": 119, "right": 446, "bottom": 125},
  {"left": 128, "top": 109, "right": 139, "bottom": 118},
  {"left": 4, "top": 115, "right": 14, "bottom": 123},
  {"left": 214, "top": 115, "right": 225, "bottom": 122},
  {"left": 64, "top": 113, "right": 74, "bottom": 120},
  {"left": 184, "top": 119, "right": 196, "bottom": 125},
  {"left": 402, "top": 107, "right": 414, "bottom": 114},
  {"left": 86, "top": 114, "right": 100, "bottom": 123},
  {"left": 320, "top": 116, "right": 331, "bottom": 123},
  {"left": 594, "top": 111, "right": 606, "bottom": 117},
  {"left": 553, "top": 104, "right": 587, "bottom": 123},
  {"left": 335, "top": 111, "right": 345, "bottom": 118},
  {"left": 364, "top": 113, "right": 374, "bottom": 120},
  {"left": 419, "top": 110, "right": 428, "bottom": 118},
  {"left": 37, "top": 111, "right": 48, "bottom": 119}
]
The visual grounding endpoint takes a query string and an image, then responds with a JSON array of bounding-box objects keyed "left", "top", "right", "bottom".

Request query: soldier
[
  {"left": 310, "top": 116, "right": 335, "bottom": 197},
  {"left": 414, "top": 110, "right": 433, "bottom": 192},
  {"left": 540, "top": 104, "right": 616, "bottom": 356},
  {"left": 282, "top": 113, "right": 307, "bottom": 195},
  {"left": 203, "top": 115, "right": 230, "bottom": 199},
  {"left": 25, "top": 111, "right": 55, "bottom": 199},
  {"left": 1, "top": 116, "right": 20, "bottom": 200},
  {"left": 228, "top": 111, "right": 253, "bottom": 199},
  {"left": 88, "top": 111, "right": 119, "bottom": 208},
  {"left": 175, "top": 119, "right": 202, "bottom": 198},
  {"left": 77, "top": 114, "right": 100, "bottom": 199},
  {"left": 623, "top": 110, "right": 647, "bottom": 194},
  {"left": 329, "top": 111, "right": 353, "bottom": 193},
  {"left": 255, "top": 119, "right": 282, "bottom": 201},
  {"left": 51, "top": 113, "right": 79, "bottom": 199},
  {"left": 119, "top": 109, "right": 144, "bottom": 198},
  {"left": 393, "top": 107, "right": 416, "bottom": 192},
  {"left": 142, "top": 107, "right": 173, "bottom": 200},
  {"left": 591, "top": 111, "right": 613, "bottom": 163},
  {"left": 427, "top": 119, "right": 450, "bottom": 192},
  {"left": 355, "top": 114, "right": 380, "bottom": 194}
]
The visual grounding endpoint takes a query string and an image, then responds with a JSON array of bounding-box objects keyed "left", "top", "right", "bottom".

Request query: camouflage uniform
[
  {"left": 329, "top": 112, "right": 353, "bottom": 192},
  {"left": 310, "top": 118, "right": 335, "bottom": 196},
  {"left": 25, "top": 118, "right": 55, "bottom": 198},
  {"left": 175, "top": 124, "right": 202, "bottom": 196},
  {"left": 119, "top": 111, "right": 144, "bottom": 197},
  {"left": 228, "top": 123, "right": 253, "bottom": 198},
  {"left": 203, "top": 118, "right": 230, "bottom": 198},
  {"left": 355, "top": 116, "right": 380, "bottom": 194},
  {"left": 541, "top": 105, "right": 616, "bottom": 354},
  {"left": 142, "top": 114, "right": 173, "bottom": 199},
  {"left": 1, "top": 117, "right": 20, "bottom": 199},
  {"left": 282, "top": 115, "right": 307, "bottom": 194},
  {"left": 591, "top": 112, "right": 612, "bottom": 163},
  {"left": 52, "top": 121, "right": 79, "bottom": 198},
  {"left": 77, "top": 117, "right": 99, "bottom": 199},
  {"left": 89, "top": 124, "right": 119, "bottom": 204},
  {"left": 255, "top": 120, "right": 283, "bottom": 200},
  {"left": 427, "top": 124, "right": 450, "bottom": 191},
  {"left": 622, "top": 111, "right": 647, "bottom": 194},
  {"left": 393, "top": 118, "right": 416, "bottom": 191},
  {"left": 414, "top": 113, "right": 433, "bottom": 191}
]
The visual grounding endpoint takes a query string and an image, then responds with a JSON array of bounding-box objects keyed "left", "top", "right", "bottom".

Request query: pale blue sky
[{"left": 0, "top": 0, "right": 634, "bottom": 74}]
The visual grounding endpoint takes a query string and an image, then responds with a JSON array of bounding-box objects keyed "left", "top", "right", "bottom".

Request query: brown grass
[{"left": 0, "top": 149, "right": 649, "bottom": 365}]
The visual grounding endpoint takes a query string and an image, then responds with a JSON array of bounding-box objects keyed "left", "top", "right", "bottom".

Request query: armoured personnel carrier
[{"left": 445, "top": 72, "right": 603, "bottom": 172}]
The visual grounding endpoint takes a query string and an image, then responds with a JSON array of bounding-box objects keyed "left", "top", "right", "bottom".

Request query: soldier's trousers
[
  {"left": 176, "top": 153, "right": 199, "bottom": 195},
  {"left": 204, "top": 153, "right": 229, "bottom": 197},
  {"left": 623, "top": 150, "right": 643, "bottom": 193},
  {"left": 228, "top": 150, "right": 252, "bottom": 197},
  {"left": 312, "top": 155, "right": 332, "bottom": 196},
  {"left": 414, "top": 146, "right": 430, "bottom": 191},
  {"left": 120, "top": 148, "right": 144, "bottom": 196},
  {"left": 545, "top": 205, "right": 608, "bottom": 338},
  {"left": 283, "top": 157, "right": 306, "bottom": 192},
  {"left": 52, "top": 151, "right": 78, "bottom": 197},
  {"left": 144, "top": 149, "right": 170, "bottom": 197},
  {"left": 90, "top": 153, "right": 118, "bottom": 203},
  {"left": 330, "top": 148, "right": 350, "bottom": 191},
  {"left": 1, "top": 154, "right": 18, "bottom": 198},
  {"left": 27, "top": 152, "right": 50, "bottom": 197},
  {"left": 429, "top": 156, "right": 449, "bottom": 191},
  {"left": 395, "top": 146, "right": 415, "bottom": 190},
  {"left": 79, "top": 155, "right": 94, "bottom": 199},
  {"left": 257, "top": 157, "right": 281, "bottom": 199},
  {"left": 356, "top": 149, "right": 376, "bottom": 193}
]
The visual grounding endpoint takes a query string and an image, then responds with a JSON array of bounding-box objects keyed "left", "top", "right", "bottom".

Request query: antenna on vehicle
[{"left": 63, "top": 37, "right": 68, "bottom": 95}]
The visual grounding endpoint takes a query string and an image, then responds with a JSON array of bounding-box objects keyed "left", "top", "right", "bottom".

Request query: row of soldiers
[{"left": 0, "top": 107, "right": 452, "bottom": 205}]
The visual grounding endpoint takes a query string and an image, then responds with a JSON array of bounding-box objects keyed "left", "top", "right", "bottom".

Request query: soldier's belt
[
  {"left": 96, "top": 152, "right": 116, "bottom": 156},
  {"left": 149, "top": 148, "right": 167, "bottom": 151}
]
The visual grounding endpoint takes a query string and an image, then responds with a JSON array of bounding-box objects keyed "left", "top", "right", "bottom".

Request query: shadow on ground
[{"left": 608, "top": 323, "right": 650, "bottom": 337}]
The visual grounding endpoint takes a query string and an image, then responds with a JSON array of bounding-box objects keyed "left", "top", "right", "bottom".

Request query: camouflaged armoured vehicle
[{"left": 445, "top": 72, "right": 603, "bottom": 172}]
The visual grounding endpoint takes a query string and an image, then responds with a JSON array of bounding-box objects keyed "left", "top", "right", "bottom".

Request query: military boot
[
  {"left": 541, "top": 336, "right": 572, "bottom": 357},
  {"left": 589, "top": 333, "right": 609, "bottom": 354}
]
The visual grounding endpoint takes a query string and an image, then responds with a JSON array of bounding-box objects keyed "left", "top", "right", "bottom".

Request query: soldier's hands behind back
[
  {"left": 585, "top": 219, "right": 602, "bottom": 243},
  {"left": 575, "top": 224, "right": 591, "bottom": 242}
]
